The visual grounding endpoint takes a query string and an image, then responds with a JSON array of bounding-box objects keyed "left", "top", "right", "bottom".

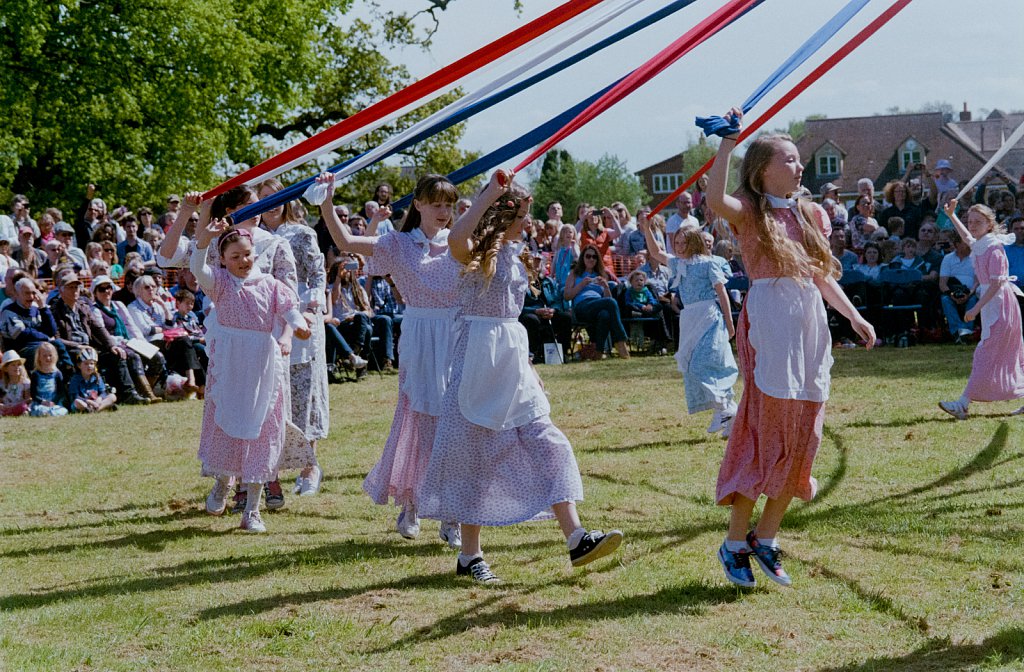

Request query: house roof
[{"left": 794, "top": 112, "right": 995, "bottom": 196}]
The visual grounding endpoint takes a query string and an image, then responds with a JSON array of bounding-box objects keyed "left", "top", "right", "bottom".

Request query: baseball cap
[
  {"left": 18, "top": 226, "right": 33, "bottom": 236},
  {"left": 54, "top": 221, "right": 75, "bottom": 234},
  {"left": 819, "top": 182, "right": 841, "bottom": 197},
  {"left": 935, "top": 159, "right": 952, "bottom": 171},
  {"left": 167, "top": 194, "right": 181, "bottom": 203},
  {"left": 58, "top": 270, "right": 82, "bottom": 287}
]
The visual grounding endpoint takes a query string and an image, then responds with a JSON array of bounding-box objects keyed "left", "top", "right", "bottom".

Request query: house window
[
  {"left": 817, "top": 151, "right": 839, "bottom": 177},
  {"left": 900, "top": 139, "right": 922, "bottom": 172},
  {"left": 652, "top": 173, "right": 683, "bottom": 194}
]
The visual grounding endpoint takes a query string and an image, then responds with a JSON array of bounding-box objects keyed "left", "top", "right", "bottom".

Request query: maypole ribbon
[
  {"left": 650, "top": 0, "right": 915, "bottom": 215},
  {"left": 513, "top": 0, "right": 764, "bottom": 173},
  {"left": 392, "top": 82, "right": 622, "bottom": 210},
  {"left": 390, "top": 0, "right": 756, "bottom": 209},
  {"left": 202, "top": 0, "right": 604, "bottom": 200},
  {"left": 695, "top": 0, "right": 871, "bottom": 137},
  {"left": 956, "top": 117, "right": 1024, "bottom": 201},
  {"left": 230, "top": 0, "right": 700, "bottom": 223}
]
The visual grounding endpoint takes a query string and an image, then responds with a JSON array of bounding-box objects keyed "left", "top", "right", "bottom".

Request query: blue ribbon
[
  {"left": 392, "top": 80, "right": 623, "bottom": 210},
  {"left": 695, "top": 0, "right": 871, "bottom": 137},
  {"left": 229, "top": 0, "right": 703, "bottom": 224}
]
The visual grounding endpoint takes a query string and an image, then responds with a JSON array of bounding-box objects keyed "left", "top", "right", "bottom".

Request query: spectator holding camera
[
  {"left": 579, "top": 205, "right": 623, "bottom": 272},
  {"left": 564, "top": 244, "right": 629, "bottom": 359},
  {"left": 939, "top": 231, "right": 978, "bottom": 343}
]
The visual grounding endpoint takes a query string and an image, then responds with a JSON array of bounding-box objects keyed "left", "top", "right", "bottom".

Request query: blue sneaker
[
  {"left": 746, "top": 532, "right": 792, "bottom": 587},
  {"left": 717, "top": 542, "right": 755, "bottom": 588}
]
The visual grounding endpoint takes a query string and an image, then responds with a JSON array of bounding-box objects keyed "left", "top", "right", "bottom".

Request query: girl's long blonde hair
[
  {"left": 967, "top": 203, "right": 1003, "bottom": 235},
  {"left": 463, "top": 180, "right": 537, "bottom": 290},
  {"left": 1, "top": 359, "right": 28, "bottom": 386},
  {"left": 737, "top": 134, "right": 839, "bottom": 280}
]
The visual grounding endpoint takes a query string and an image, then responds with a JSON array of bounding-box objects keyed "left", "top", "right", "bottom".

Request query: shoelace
[
  {"left": 754, "top": 545, "right": 784, "bottom": 568},
  {"left": 728, "top": 549, "right": 752, "bottom": 569},
  {"left": 470, "top": 561, "right": 499, "bottom": 583}
]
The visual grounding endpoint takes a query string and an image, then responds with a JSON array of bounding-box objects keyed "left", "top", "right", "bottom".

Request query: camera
[{"left": 344, "top": 260, "right": 359, "bottom": 271}]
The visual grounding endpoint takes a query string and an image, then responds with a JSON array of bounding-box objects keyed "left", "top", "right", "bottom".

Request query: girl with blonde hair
[{"left": 706, "top": 108, "right": 875, "bottom": 588}]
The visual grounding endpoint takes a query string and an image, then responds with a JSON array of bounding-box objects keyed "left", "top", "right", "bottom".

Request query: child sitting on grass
[
  {"left": 1, "top": 349, "right": 31, "bottom": 416},
  {"left": 68, "top": 347, "right": 117, "bottom": 413},
  {"left": 29, "top": 342, "right": 68, "bottom": 417}
]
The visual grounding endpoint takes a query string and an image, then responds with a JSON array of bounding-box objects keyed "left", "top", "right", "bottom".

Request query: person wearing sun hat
[{"left": 0, "top": 348, "right": 32, "bottom": 416}]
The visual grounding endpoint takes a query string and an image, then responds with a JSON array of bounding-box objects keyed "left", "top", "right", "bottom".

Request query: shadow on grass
[
  {"left": 0, "top": 503, "right": 200, "bottom": 537},
  {"left": 0, "top": 538, "right": 445, "bottom": 611},
  {"left": 584, "top": 472, "right": 706, "bottom": 504},
  {"left": 372, "top": 580, "right": 740, "bottom": 654},
  {"left": 795, "top": 426, "right": 848, "bottom": 511},
  {"left": 814, "top": 628, "right": 1024, "bottom": 672},
  {"left": 576, "top": 437, "right": 707, "bottom": 454}
]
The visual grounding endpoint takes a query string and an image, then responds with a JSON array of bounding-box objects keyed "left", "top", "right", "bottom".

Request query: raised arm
[
  {"left": 602, "top": 207, "right": 623, "bottom": 241},
  {"left": 638, "top": 208, "right": 668, "bottom": 267},
  {"left": 449, "top": 169, "right": 509, "bottom": 265},
  {"left": 190, "top": 217, "right": 228, "bottom": 293},
  {"left": 365, "top": 204, "right": 392, "bottom": 237},
  {"left": 706, "top": 106, "right": 746, "bottom": 223},
  {"left": 315, "top": 173, "right": 379, "bottom": 257},
  {"left": 159, "top": 192, "right": 208, "bottom": 266},
  {"left": 943, "top": 198, "right": 973, "bottom": 245}
]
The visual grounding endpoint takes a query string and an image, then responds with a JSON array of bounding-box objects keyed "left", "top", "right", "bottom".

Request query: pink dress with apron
[
  {"left": 716, "top": 198, "right": 832, "bottom": 506},
  {"left": 361, "top": 229, "right": 463, "bottom": 508},
  {"left": 191, "top": 255, "right": 305, "bottom": 484},
  {"left": 963, "top": 234, "right": 1024, "bottom": 401}
]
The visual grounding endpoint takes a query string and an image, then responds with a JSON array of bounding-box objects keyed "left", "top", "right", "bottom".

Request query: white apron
[
  {"left": 674, "top": 298, "right": 719, "bottom": 373},
  {"left": 206, "top": 319, "right": 278, "bottom": 440},
  {"left": 745, "top": 277, "right": 832, "bottom": 402},
  {"left": 456, "top": 315, "right": 550, "bottom": 431},
  {"left": 400, "top": 306, "right": 457, "bottom": 416}
]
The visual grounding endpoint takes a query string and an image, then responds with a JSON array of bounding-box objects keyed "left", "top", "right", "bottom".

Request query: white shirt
[{"left": 939, "top": 251, "right": 975, "bottom": 289}]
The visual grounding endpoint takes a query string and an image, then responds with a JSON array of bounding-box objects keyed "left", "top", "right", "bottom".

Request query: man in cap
[
  {"left": 54, "top": 222, "right": 88, "bottom": 268},
  {"left": 819, "top": 182, "right": 846, "bottom": 227},
  {"left": 165, "top": 194, "right": 181, "bottom": 219},
  {"left": 49, "top": 270, "right": 149, "bottom": 403}
]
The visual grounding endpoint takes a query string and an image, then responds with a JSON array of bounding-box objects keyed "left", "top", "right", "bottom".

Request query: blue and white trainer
[{"left": 717, "top": 542, "right": 756, "bottom": 588}]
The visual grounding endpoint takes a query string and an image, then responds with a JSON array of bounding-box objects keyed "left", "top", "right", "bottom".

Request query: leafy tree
[
  {"left": 0, "top": 0, "right": 482, "bottom": 214},
  {"left": 529, "top": 149, "right": 649, "bottom": 221}
]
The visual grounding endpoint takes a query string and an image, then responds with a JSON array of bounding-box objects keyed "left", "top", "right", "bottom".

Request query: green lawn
[{"left": 2, "top": 346, "right": 1023, "bottom": 671}]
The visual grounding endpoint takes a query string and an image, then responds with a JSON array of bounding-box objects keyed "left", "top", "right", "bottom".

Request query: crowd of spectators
[{"left": 4, "top": 156, "right": 1024, "bottom": 416}]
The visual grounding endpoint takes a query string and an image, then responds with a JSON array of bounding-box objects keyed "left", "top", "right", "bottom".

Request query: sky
[{"left": 356, "top": 0, "right": 1024, "bottom": 176}]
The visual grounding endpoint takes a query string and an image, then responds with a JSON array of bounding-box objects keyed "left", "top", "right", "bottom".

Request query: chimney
[{"left": 959, "top": 102, "right": 972, "bottom": 122}]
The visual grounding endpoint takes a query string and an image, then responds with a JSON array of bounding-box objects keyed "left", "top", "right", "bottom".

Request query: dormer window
[
  {"left": 816, "top": 145, "right": 841, "bottom": 177},
  {"left": 899, "top": 138, "right": 923, "bottom": 172}
]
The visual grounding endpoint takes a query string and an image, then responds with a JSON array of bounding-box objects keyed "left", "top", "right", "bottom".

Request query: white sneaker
[
  {"left": 439, "top": 521, "right": 462, "bottom": 549},
  {"left": 719, "top": 414, "right": 735, "bottom": 439},
  {"left": 396, "top": 504, "right": 420, "bottom": 539},
  {"left": 205, "top": 479, "right": 230, "bottom": 516},
  {"left": 240, "top": 510, "right": 267, "bottom": 533},
  {"left": 938, "top": 400, "right": 968, "bottom": 421},
  {"left": 299, "top": 465, "right": 322, "bottom": 496},
  {"left": 293, "top": 474, "right": 304, "bottom": 495},
  {"left": 350, "top": 354, "right": 368, "bottom": 369},
  {"left": 1011, "top": 406, "right": 1024, "bottom": 416},
  {"left": 707, "top": 410, "right": 724, "bottom": 434}
]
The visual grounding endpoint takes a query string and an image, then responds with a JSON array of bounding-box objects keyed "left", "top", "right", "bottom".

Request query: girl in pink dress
[
  {"left": 418, "top": 170, "right": 622, "bottom": 584},
  {"left": 315, "top": 172, "right": 464, "bottom": 549},
  {"left": 192, "top": 221, "right": 310, "bottom": 534},
  {"left": 938, "top": 200, "right": 1024, "bottom": 420},
  {"left": 706, "top": 108, "right": 875, "bottom": 588}
]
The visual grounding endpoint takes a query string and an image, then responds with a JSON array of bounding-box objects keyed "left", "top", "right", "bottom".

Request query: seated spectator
[
  {"left": 637, "top": 250, "right": 676, "bottom": 343},
  {"left": 853, "top": 241, "right": 884, "bottom": 283},
  {"left": 0, "top": 277, "right": 72, "bottom": 371},
  {"left": 939, "top": 231, "right": 978, "bottom": 343},
  {"left": 98, "top": 240, "right": 124, "bottom": 280},
  {"left": 847, "top": 178, "right": 877, "bottom": 221},
  {"left": 116, "top": 216, "right": 154, "bottom": 266},
  {"left": 169, "top": 268, "right": 207, "bottom": 325},
  {"left": 879, "top": 180, "right": 923, "bottom": 239},
  {"left": 550, "top": 224, "right": 579, "bottom": 291},
  {"left": 518, "top": 259, "right": 572, "bottom": 363},
  {"left": 84, "top": 242, "right": 103, "bottom": 267},
  {"left": 1, "top": 268, "right": 29, "bottom": 308},
  {"left": 12, "top": 227, "right": 44, "bottom": 276},
  {"left": 29, "top": 342, "right": 69, "bottom": 416},
  {"left": 68, "top": 346, "right": 117, "bottom": 413},
  {"left": 1, "top": 349, "right": 31, "bottom": 416},
  {"left": 143, "top": 225, "right": 164, "bottom": 251},
  {"left": 330, "top": 259, "right": 394, "bottom": 371},
  {"left": 830, "top": 229, "right": 858, "bottom": 271},
  {"left": 580, "top": 206, "right": 622, "bottom": 271},
  {"left": 90, "top": 274, "right": 166, "bottom": 401},
  {"left": 564, "top": 244, "right": 629, "bottom": 359},
  {"left": 885, "top": 216, "right": 905, "bottom": 243},
  {"left": 128, "top": 274, "right": 203, "bottom": 395},
  {"left": 171, "top": 289, "right": 208, "bottom": 371},
  {"left": 848, "top": 195, "right": 878, "bottom": 250},
  {"left": 665, "top": 192, "right": 698, "bottom": 255},
  {"left": 321, "top": 285, "right": 368, "bottom": 379},
  {"left": 36, "top": 209, "right": 59, "bottom": 247},
  {"left": 49, "top": 270, "right": 149, "bottom": 404},
  {"left": 114, "top": 263, "right": 144, "bottom": 306},
  {"left": 456, "top": 198, "right": 473, "bottom": 219},
  {"left": 0, "top": 239, "right": 12, "bottom": 276},
  {"left": 54, "top": 222, "right": 87, "bottom": 269},
  {"left": 622, "top": 269, "right": 669, "bottom": 349},
  {"left": 366, "top": 274, "right": 403, "bottom": 356}
]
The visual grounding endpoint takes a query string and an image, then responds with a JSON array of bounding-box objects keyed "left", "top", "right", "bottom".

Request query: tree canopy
[
  {"left": 0, "top": 0, "right": 480, "bottom": 213},
  {"left": 529, "top": 149, "right": 649, "bottom": 221}
]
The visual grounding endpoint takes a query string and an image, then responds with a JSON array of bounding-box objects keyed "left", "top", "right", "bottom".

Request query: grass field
[{"left": 2, "top": 345, "right": 1023, "bottom": 671}]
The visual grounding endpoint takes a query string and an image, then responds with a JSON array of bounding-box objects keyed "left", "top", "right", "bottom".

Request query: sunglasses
[
  {"left": 95, "top": 285, "right": 113, "bottom": 292},
  {"left": 584, "top": 254, "right": 598, "bottom": 259}
]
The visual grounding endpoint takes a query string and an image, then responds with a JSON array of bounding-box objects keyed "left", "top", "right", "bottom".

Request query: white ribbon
[
  {"left": 243, "top": 0, "right": 646, "bottom": 187},
  {"left": 957, "top": 117, "right": 1024, "bottom": 201}
]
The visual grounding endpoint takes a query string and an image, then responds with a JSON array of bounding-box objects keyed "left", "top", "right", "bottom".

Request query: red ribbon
[
  {"left": 650, "top": 0, "right": 914, "bottom": 216},
  {"left": 514, "top": 0, "right": 760, "bottom": 173},
  {"left": 203, "top": 0, "right": 604, "bottom": 201}
]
